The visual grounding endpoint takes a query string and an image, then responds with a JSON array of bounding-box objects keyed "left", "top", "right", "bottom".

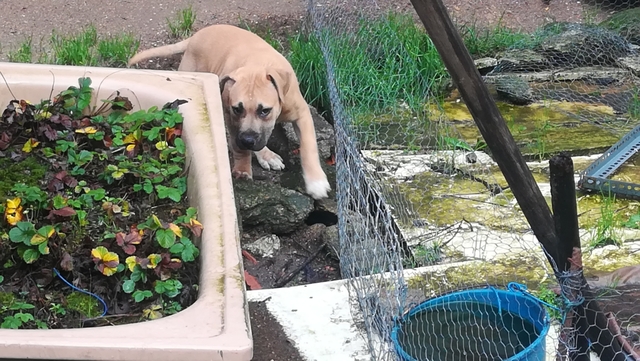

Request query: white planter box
[{"left": 0, "top": 62, "right": 252, "bottom": 361}]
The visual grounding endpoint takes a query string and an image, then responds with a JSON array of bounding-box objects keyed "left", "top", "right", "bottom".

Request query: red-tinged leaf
[
  {"left": 63, "top": 175, "right": 78, "bottom": 188},
  {"left": 103, "top": 135, "right": 113, "bottom": 148},
  {"left": 244, "top": 271, "right": 262, "bottom": 290},
  {"left": 115, "top": 232, "right": 126, "bottom": 247},
  {"left": 41, "top": 124, "right": 58, "bottom": 141},
  {"left": 0, "top": 132, "right": 12, "bottom": 150},
  {"left": 54, "top": 171, "right": 67, "bottom": 180},
  {"left": 51, "top": 206, "right": 76, "bottom": 217},
  {"left": 47, "top": 178, "right": 64, "bottom": 192},
  {"left": 78, "top": 117, "right": 92, "bottom": 128},
  {"left": 242, "top": 249, "right": 258, "bottom": 265},
  {"left": 60, "top": 252, "right": 74, "bottom": 271},
  {"left": 122, "top": 244, "right": 136, "bottom": 255},
  {"left": 125, "top": 231, "right": 142, "bottom": 245}
]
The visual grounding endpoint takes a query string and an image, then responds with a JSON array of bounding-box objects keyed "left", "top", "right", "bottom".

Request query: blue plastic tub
[{"left": 391, "top": 286, "right": 550, "bottom": 361}]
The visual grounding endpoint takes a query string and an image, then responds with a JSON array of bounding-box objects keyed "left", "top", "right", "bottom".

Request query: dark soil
[{"left": 249, "top": 300, "right": 305, "bottom": 361}]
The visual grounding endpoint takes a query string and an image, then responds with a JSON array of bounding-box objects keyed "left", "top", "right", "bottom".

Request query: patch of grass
[
  {"left": 167, "top": 5, "right": 197, "bottom": 39},
  {"left": 97, "top": 33, "right": 140, "bottom": 67},
  {"left": 460, "top": 19, "right": 533, "bottom": 58},
  {"left": 287, "top": 33, "right": 330, "bottom": 114},
  {"left": 50, "top": 25, "right": 98, "bottom": 65},
  {"left": 7, "top": 37, "right": 32, "bottom": 63},
  {"left": 8, "top": 25, "right": 140, "bottom": 68},
  {"left": 587, "top": 193, "right": 623, "bottom": 249},
  {"left": 629, "top": 87, "right": 640, "bottom": 120}
]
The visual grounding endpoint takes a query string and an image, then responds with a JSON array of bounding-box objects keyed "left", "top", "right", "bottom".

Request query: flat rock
[
  {"left": 233, "top": 179, "right": 314, "bottom": 235},
  {"left": 244, "top": 234, "right": 281, "bottom": 258}
]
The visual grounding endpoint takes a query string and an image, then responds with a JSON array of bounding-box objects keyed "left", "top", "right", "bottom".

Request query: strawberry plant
[{"left": 0, "top": 77, "right": 201, "bottom": 329}]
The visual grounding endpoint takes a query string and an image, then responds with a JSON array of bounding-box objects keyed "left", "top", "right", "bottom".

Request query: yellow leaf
[
  {"left": 125, "top": 256, "right": 137, "bottom": 272},
  {"left": 91, "top": 246, "right": 109, "bottom": 260},
  {"left": 6, "top": 210, "right": 23, "bottom": 226},
  {"left": 6, "top": 197, "right": 21, "bottom": 210},
  {"left": 167, "top": 223, "right": 183, "bottom": 238},
  {"left": 125, "top": 144, "right": 137, "bottom": 152},
  {"left": 155, "top": 141, "right": 168, "bottom": 150},
  {"left": 142, "top": 305, "right": 163, "bottom": 320},
  {"left": 102, "top": 265, "right": 118, "bottom": 277},
  {"left": 171, "top": 258, "right": 182, "bottom": 265},
  {"left": 112, "top": 171, "right": 125, "bottom": 180},
  {"left": 152, "top": 214, "right": 163, "bottom": 228},
  {"left": 102, "top": 251, "right": 119, "bottom": 264},
  {"left": 190, "top": 218, "right": 203, "bottom": 228},
  {"left": 30, "top": 234, "right": 47, "bottom": 245},
  {"left": 22, "top": 138, "right": 40, "bottom": 153},
  {"left": 147, "top": 253, "right": 161, "bottom": 269},
  {"left": 75, "top": 126, "right": 98, "bottom": 134},
  {"left": 36, "top": 111, "right": 52, "bottom": 120}
]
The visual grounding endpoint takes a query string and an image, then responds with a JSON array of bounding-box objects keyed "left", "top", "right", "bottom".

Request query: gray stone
[
  {"left": 233, "top": 179, "right": 314, "bottom": 234},
  {"left": 267, "top": 105, "right": 335, "bottom": 169},
  {"left": 617, "top": 54, "right": 640, "bottom": 77},
  {"left": 537, "top": 22, "right": 633, "bottom": 67},
  {"left": 244, "top": 234, "right": 281, "bottom": 258},
  {"left": 323, "top": 225, "right": 340, "bottom": 260},
  {"left": 494, "top": 75, "right": 535, "bottom": 105},
  {"left": 553, "top": 66, "right": 632, "bottom": 82},
  {"left": 494, "top": 49, "right": 550, "bottom": 72},
  {"left": 474, "top": 57, "right": 497, "bottom": 73}
]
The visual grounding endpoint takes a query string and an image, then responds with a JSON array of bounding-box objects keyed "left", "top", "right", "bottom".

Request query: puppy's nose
[{"left": 238, "top": 133, "right": 257, "bottom": 149}]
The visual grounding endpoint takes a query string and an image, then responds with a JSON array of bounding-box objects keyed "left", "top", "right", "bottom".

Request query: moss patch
[
  {"left": 0, "top": 155, "right": 47, "bottom": 200},
  {"left": 66, "top": 292, "right": 102, "bottom": 318},
  {"left": 433, "top": 100, "right": 620, "bottom": 158},
  {"left": 407, "top": 253, "right": 551, "bottom": 297},
  {"left": 0, "top": 291, "right": 16, "bottom": 306}
]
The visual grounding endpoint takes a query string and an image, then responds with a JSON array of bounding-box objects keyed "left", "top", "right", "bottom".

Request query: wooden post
[{"left": 550, "top": 153, "right": 628, "bottom": 360}]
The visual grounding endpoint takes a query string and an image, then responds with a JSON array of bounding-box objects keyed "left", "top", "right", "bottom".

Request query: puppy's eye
[
  {"left": 231, "top": 106, "right": 242, "bottom": 115},
  {"left": 258, "top": 108, "right": 272, "bottom": 117}
]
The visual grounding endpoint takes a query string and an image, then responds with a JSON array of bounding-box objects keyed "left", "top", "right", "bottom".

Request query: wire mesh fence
[{"left": 301, "top": 0, "right": 640, "bottom": 359}]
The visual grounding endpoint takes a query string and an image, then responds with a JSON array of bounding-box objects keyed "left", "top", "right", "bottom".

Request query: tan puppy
[{"left": 128, "top": 24, "right": 331, "bottom": 200}]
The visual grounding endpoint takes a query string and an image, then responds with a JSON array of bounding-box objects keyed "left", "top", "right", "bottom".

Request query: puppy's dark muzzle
[{"left": 236, "top": 131, "right": 264, "bottom": 151}]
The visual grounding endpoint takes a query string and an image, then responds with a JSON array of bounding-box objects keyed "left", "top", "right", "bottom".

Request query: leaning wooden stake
[{"left": 406, "top": 0, "right": 630, "bottom": 358}]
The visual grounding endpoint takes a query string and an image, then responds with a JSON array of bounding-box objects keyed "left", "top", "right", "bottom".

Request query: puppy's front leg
[
  {"left": 231, "top": 142, "right": 253, "bottom": 179},
  {"left": 294, "top": 109, "right": 331, "bottom": 199}
]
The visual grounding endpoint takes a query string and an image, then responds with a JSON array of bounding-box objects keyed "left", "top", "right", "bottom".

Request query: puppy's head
[{"left": 220, "top": 67, "right": 290, "bottom": 151}]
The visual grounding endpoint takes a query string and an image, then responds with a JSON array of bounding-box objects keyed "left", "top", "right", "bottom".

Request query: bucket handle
[{"left": 506, "top": 282, "right": 563, "bottom": 319}]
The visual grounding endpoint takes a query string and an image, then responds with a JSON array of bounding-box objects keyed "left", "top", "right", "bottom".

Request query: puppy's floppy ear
[
  {"left": 219, "top": 75, "right": 236, "bottom": 93},
  {"left": 266, "top": 68, "right": 291, "bottom": 104}
]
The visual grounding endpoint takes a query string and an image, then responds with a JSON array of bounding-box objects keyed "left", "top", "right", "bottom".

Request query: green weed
[
  {"left": 167, "top": 5, "right": 197, "bottom": 38},
  {"left": 8, "top": 38, "right": 32, "bottom": 63},
  {"left": 460, "top": 18, "right": 532, "bottom": 58},
  {"left": 587, "top": 193, "right": 622, "bottom": 249},
  {"left": 97, "top": 33, "right": 140, "bottom": 67},
  {"left": 50, "top": 25, "right": 98, "bottom": 65},
  {"left": 628, "top": 87, "right": 640, "bottom": 120}
]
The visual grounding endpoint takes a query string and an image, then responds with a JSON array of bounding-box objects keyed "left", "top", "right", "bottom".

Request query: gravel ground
[{"left": 0, "top": 0, "right": 611, "bottom": 62}]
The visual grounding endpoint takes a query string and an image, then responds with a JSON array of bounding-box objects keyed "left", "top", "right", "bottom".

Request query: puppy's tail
[{"left": 127, "top": 38, "right": 191, "bottom": 66}]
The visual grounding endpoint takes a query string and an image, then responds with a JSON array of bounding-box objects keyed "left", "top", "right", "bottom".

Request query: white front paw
[
  {"left": 255, "top": 148, "right": 285, "bottom": 171},
  {"left": 305, "top": 177, "right": 331, "bottom": 200}
]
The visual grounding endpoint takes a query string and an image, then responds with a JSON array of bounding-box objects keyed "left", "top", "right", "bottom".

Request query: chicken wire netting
[{"left": 301, "top": 0, "right": 640, "bottom": 359}]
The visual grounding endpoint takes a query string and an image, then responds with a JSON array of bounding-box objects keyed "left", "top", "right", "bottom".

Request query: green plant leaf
[
  {"left": 122, "top": 279, "right": 136, "bottom": 294},
  {"left": 156, "top": 229, "right": 176, "bottom": 248},
  {"left": 156, "top": 185, "right": 182, "bottom": 202},
  {"left": 0, "top": 275, "right": 4, "bottom": 284},
  {"left": 38, "top": 241, "right": 50, "bottom": 255},
  {"left": 9, "top": 222, "right": 36, "bottom": 244},
  {"left": 174, "top": 138, "right": 186, "bottom": 154},
  {"left": 22, "top": 248, "right": 41, "bottom": 264}
]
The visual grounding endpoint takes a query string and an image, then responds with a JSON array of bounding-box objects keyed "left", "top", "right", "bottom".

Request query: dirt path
[{"left": 0, "top": 0, "right": 607, "bottom": 62}]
